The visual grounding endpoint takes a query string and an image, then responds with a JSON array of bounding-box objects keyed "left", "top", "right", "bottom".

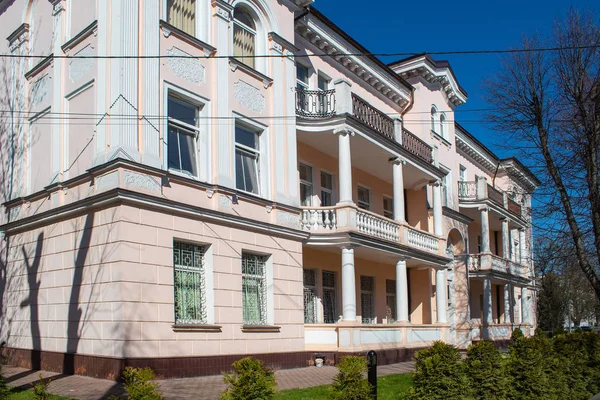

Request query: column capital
[
  {"left": 396, "top": 257, "right": 408, "bottom": 263},
  {"left": 500, "top": 217, "right": 511, "bottom": 223},
  {"left": 389, "top": 156, "right": 406, "bottom": 166},
  {"left": 333, "top": 126, "right": 356, "bottom": 137},
  {"left": 478, "top": 205, "right": 489, "bottom": 212},
  {"left": 212, "top": 0, "right": 233, "bottom": 21},
  {"left": 430, "top": 179, "right": 442, "bottom": 187}
]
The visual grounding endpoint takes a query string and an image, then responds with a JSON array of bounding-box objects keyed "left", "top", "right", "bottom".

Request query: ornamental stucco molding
[
  {"left": 166, "top": 47, "right": 206, "bottom": 85},
  {"left": 212, "top": 0, "right": 233, "bottom": 21},
  {"left": 233, "top": 80, "right": 265, "bottom": 113},
  {"left": 69, "top": 44, "right": 94, "bottom": 82},
  {"left": 123, "top": 171, "right": 161, "bottom": 193}
]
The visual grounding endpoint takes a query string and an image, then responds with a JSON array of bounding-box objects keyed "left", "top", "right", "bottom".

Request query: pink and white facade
[{"left": 0, "top": 0, "right": 538, "bottom": 379}]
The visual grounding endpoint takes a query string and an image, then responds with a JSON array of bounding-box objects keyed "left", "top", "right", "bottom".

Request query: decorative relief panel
[
  {"left": 233, "top": 80, "right": 265, "bottom": 113},
  {"left": 277, "top": 210, "right": 300, "bottom": 229},
  {"left": 219, "top": 194, "right": 232, "bottom": 209},
  {"left": 31, "top": 75, "right": 50, "bottom": 107},
  {"left": 69, "top": 44, "right": 94, "bottom": 82},
  {"left": 166, "top": 47, "right": 205, "bottom": 85},
  {"left": 95, "top": 171, "right": 119, "bottom": 192},
  {"left": 124, "top": 171, "right": 161, "bottom": 193}
]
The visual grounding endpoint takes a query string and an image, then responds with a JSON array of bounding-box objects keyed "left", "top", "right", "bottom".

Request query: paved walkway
[{"left": 2, "top": 361, "right": 415, "bottom": 400}]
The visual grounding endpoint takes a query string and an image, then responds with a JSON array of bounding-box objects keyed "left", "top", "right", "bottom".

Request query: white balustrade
[
  {"left": 467, "top": 254, "right": 480, "bottom": 271},
  {"left": 405, "top": 227, "right": 439, "bottom": 253},
  {"left": 300, "top": 208, "right": 337, "bottom": 231},
  {"left": 356, "top": 211, "right": 400, "bottom": 242},
  {"left": 491, "top": 255, "right": 509, "bottom": 273}
]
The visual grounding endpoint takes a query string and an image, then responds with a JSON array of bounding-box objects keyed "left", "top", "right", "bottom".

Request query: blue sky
[{"left": 313, "top": 0, "right": 598, "bottom": 157}]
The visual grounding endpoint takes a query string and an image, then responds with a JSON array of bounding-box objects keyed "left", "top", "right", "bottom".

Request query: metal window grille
[
  {"left": 322, "top": 271, "right": 337, "bottom": 324},
  {"left": 173, "top": 241, "right": 206, "bottom": 324},
  {"left": 303, "top": 269, "right": 317, "bottom": 324},
  {"left": 242, "top": 253, "right": 268, "bottom": 325},
  {"left": 386, "top": 279, "right": 396, "bottom": 324},
  {"left": 361, "top": 276, "right": 376, "bottom": 324}
]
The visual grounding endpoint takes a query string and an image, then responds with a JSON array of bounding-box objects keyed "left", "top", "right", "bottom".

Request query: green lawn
[
  {"left": 4, "top": 387, "right": 71, "bottom": 400},
  {"left": 274, "top": 373, "right": 413, "bottom": 400}
]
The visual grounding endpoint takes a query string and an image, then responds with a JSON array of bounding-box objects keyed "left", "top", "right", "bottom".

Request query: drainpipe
[{"left": 492, "top": 161, "right": 501, "bottom": 188}]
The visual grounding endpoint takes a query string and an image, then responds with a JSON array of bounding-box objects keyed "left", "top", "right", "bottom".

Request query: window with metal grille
[
  {"left": 303, "top": 269, "right": 317, "bottom": 323},
  {"left": 233, "top": 6, "right": 256, "bottom": 68},
  {"left": 386, "top": 279, "right": 396, "bottom": 323},
  {"left": 322, "top": 270, "right": 337, "bottom": 324},
  {"left": 361, "top": 276, "right": 376, "bottom": 324},
  {"left": 357, "top": 186, "right": 370, "bottom": 210},
  {"left": 173, "top": 241, "right": 206, "bottom": 324},
  {"left": 383, "top": 196, "right": 394, "bottom": 219},
  {"left": 242, "top": 253, "right": 268, "bottom": 325},
  {"left": 168, "top": 96, "right": 199, "bottom": 176},
  {"left": 320, "top": 171, "right": 333, "bottom": 206},
  {"left": 299, "top": 164, "right": 313, "bottom": 206},
  {"left": 167, "top": 0, "right": 196, "bottom": 36}
]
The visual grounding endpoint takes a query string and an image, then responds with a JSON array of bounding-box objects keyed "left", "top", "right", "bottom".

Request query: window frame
[
  {"left": 232, "top": 5, "right": 257, "bottom": 69},
  {"left": 322, "top": 270, "right": 338, "bottom": 324},
  {"left": 439, "top": 113, "right": 446, "bottom": 139},
  {"left": 357, "top": 185, "right": 371, "bottom": 210},
  {"left": 360, "top": 275, "right": 376, "bottom": 324},
  {"left": 303, "top": 269, "right": 318, "bottom": 324},
  {"left": 459, "top": 165, "right": 467, "bottom": 182},
  {"left": 386, "top": 279, "right": 396, "bottom": 324},
  {"left": 430, "top": 106, "right": 437, "bottom": 133},
  {"left": 296, "top": 63, "right": 310, "bottom": 90},
  {"left": 383, "top": 196, "right": 394, "bottom": 219},
  {"left": 167, "top": 96, "right": 201, "bottom": 177},
  {"left": 320, "top": 170, "right": 334, "bottom": 207},
  {"left": 234, "top": 118, "right": 266, "bottom": 196},
  {"left": 299, "top": 162, "right": 314, "bottom": 207},
  {"left": 241, "top": 252, "right": 273, "bottom": 326}
]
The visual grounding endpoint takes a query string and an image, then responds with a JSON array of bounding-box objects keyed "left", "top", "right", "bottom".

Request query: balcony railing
[
  {"left": 351, "top": 93, "right": 394, "bottom": 140},
  {"left": 487, "top": 184, "right": 504, "bottom": 206},
  {"left": 507, "top": 197, "right": 522, "bottom": 217},
  {"left": 295, "top": 88, "right": 336, "bottom": 119},
  {"left": 299, "top": 205, "right": 443, "bottom": 255},
  {"left": 402, "top": 128, "right": 434, "bottom": 164},
  {"left": 467, "top": 253, "right": 529, "bottom": 279},
  {"left": 457, "top": 181, "right": 477, "bottom": 200}
]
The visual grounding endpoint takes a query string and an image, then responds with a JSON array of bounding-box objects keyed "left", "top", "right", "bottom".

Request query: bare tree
[{"left": 485, "top": 9, "right": 600, "bottom": 300}]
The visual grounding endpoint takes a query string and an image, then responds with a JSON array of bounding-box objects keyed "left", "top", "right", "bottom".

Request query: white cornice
[
  {"left": 455, "top": 128, "right": 497, "bottom": 174},
  {"left": 390, "top": 55, "right": 467, "bottom": 107},
  {"left": 500, "top": 160, "right": 539, "bottom": 191},
  {"left": 295, "top": 15, "right": 412, "bottom": 109}
]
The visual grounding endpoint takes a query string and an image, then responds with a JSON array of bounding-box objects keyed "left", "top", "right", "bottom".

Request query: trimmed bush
[
  {"left": 505, "top": 336, "right": 551, "bottom": 400},
  {"left": 465, "top": 340, "right": 509, "bottom": 399},
  {"left": 221, "top": 357, "right": 276, "bottom": 400},
  {"left": 510, "top": 328, "right": 523, "bottom": 342},
  {"left": 121, "top": 367, "right": 163, "bottom": 400},
  {"left": 329, "top": 356, "right": 372, "bottom": 400},
  {"left": 406, "top": 341, "right": 473, "bottom": 400},
  {"left": 553, "top": 332, "right": 593, "bottom": 400}
]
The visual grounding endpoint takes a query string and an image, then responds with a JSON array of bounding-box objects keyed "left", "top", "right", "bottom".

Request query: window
[
  {"left": 320, "top": 171, "right": 333, "bottom": 206},
  {"left": 318, "top": 74, "right": 330, "bottom": 91},
  {"left": 317, "top": 74, "right": 331, "bottom": 114},
  {"left": 299, "top": 163, "right": 313, "bottom": 206},
  {"left": 443, "top": 172, "right": 452, "bottom": 207},
  {"left": 477, "top": 235, "right": 482, "bottom": 253},
  {"left": 297, "top": 64, "right": 309, "bottom": 89},
  {"left": 361, "top": 276, "right": 376, "bottom": 324},
  {"left": 459, "top": 165, "right": 467, "bottom": 182},
  {"left": 383, "top": 196, "right": 394, "bottom": 219},
  {"left": 303, "top": 269, "right": 317, "bottom": 324},
  {"left": 235, "top": 124, "right": 260, "bottom": 194},
  {"left": 167, "top": 0, "right": 196, "bottom": 36},
  {"left": 233, "top": 6, "right": 256, "bottom": 68},
  {"left": 242, "top": 253, "right": 268, "bottom": 325},
  {"left": 173, "top": 241, "right": 206, "bottom": 324},
  {"left": 322, "top": 270, "right": 337, "bottom": 324},
  {"left": 439, "top": 114, "right": 446, "bottom": 139},
  {"left": 168, "top": 96, "right": 199, "bottom": 176},
  {"left": 386, "top": 279, "right": 396, "bottom": 324},
  {"left": 357, "top": 186, "right": 370, "bottom": 210},
  {"left": 430, "top": 106, "right": 437, "bottom": 132}
]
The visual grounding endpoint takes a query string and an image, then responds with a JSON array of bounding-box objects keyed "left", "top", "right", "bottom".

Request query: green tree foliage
[
  {"left": 121, "top": 367, "right": 163, "bottom": 400},
  {"left": 465, "top": 341, "right": 509, "bottom": 399},
  {"left": 406, "top": 341, "right": 473, "bottom": 400},
  {"left": 329, "top": 356, "right": 373, "bottom": 400},
  {"left": 505, "top": 335, "right": 549, "bottom": 399},
  {"left": 552, "top": 332, "right": 594, "bottom": 399},
  {"left": 221, "top": 357, "right": 276, "bottom": 400},
  {"left": 0, "top": 365, "right": 8, "bottom": 400}
]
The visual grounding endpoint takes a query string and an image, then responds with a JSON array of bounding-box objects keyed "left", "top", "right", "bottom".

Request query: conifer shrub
[
  {"left": 505, "top": 336, "right": 551, "bottom": 399},
  {"left": 221, "top": 357, "right": 276, "bottom": 400},
  {"left": 510, "top": 327, "right": 523, "bottom": 342},
  {"left": 406, "top": 341, "right": 473, "bottom": 400},
  {"left": 552, "top": 332, "right": 593, "bottom": 400},
  {"left": 465, "top": 340, "right": 509, "bottom": 399},
  {"left": 121, "top": 367, "right": 163, "bottom": 400},
  {"left": 328, "top": 356, "right": 372, "bottom": 400}
]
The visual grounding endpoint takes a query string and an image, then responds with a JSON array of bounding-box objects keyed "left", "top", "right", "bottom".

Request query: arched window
[
  {"left": 439, "top": 114, "right": 446, "bottom": 138},
  {"left": 233, "top": 6, "right": 256, "bottom": 69},
  {"left": 430, "top": 106, "right": 437, "bottom": 132}
]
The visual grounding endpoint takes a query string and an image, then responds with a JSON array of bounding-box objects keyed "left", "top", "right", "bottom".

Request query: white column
[
  {"left": 483, "top": 278, "right": 492, "bottom": 326},
  {"left": 501, "top": 218, "right": 510, "bottom": 258},
  {"left": 521, "top": 287, "right": 528, "bottom": 324},
  {"left": 432, "top": 181, "right": 443, "bottom": 236},
  {"left": 341, "top": 247, "right": 356, "bottom": 322},
  {"left": 396, "top": 258, "right": 409, "bottom": 322},
  {"left": 480, "top": 207, "right": 491, "bottom": 253},
  {"left": 392, "top": 159, "right": 406, "bottom": 222},
  {"left": 335, "top": 128, "right": 353, "bottom": 204},
  {"left": 503, "top": 284, "right": 512, "bottom": 323},
  {"left": 436, "top": 269, "right": 447, "bottom": 323}
]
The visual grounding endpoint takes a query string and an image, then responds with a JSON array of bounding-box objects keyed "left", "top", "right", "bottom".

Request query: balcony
[
  {"left": 457, "top": 180, "right": 524, "bottom": 220},
  {"left": 295, "top": 87, "right": 336, "bottom": 119},
  {"left": 299, "top": 204, "right": 443, "bottom": 256},
  {"left": 467, "top": 253, "right": 529, "bottom": 280}
]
